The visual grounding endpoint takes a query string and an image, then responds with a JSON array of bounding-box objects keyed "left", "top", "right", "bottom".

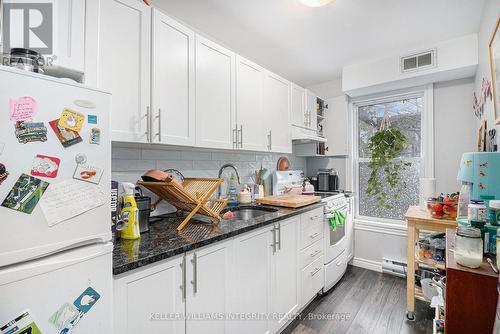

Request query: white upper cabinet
[
  {"left": 305, "top": 89, "right": 318, "bottom": 132},
  {"left": 324, "top": 95, "right": 349, "bottom": 156},
  {"left": 195, "top": 35, "right": 236, "bottom": 150},
  {"left": 264, "top": 71, "right": 292, "bottom": 153},
  {"left": 96, "top": 0, "right": 151, "bottom": 143},
  {"left": 152, "top": 9, "right": 195, "bottom": 146},
  {"left": 236, "top": 56, "right": 269, "bottom": 152},
  {"left": 291, "top": 83, "right": 306, "bottom": 127}
]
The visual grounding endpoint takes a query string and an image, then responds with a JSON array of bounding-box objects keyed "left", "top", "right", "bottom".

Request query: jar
[
  {"left": 468, "top": 200, "right": 486, "bottom": 223},
  {"left": 490, "top": 200, "right": 500, "bottom": 226},
  {"left": 455, "top": 226, "right": 483, "bottom": 268}
]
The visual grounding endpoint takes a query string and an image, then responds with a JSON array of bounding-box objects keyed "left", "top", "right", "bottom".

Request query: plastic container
[
  {"left": 426, "top": 197, "right": 458, "bottom": 219},
  {"left": 490, "top": 200, "right": 500, "bottom": 226},
  {"left": 457, "top": 182, "right": 471, "bottom": 219},
  {"left": 484, "top": 225, "right": 498, "bottom": 255},
  {"left": 468, "top": 200, "right": 486, "bottom": 223},
  {"left": 481, "top": 195, "right": 496, "bottom": 224},
  {"left": 455, "top": 226, "right": 483, "bottom": 268},
  {"left": 421, "top": 278, "right": 438, "bottom": 301}
]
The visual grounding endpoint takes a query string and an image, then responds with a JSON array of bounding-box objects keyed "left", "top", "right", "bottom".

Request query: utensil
[
  {"left": 489, "top": 129, "right": 497, "bottom": 152},
  {"left": 487, "top": 257, "right": 499, "bottom": 273}
]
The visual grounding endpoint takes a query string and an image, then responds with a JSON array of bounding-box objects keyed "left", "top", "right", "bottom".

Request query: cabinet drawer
[
  {"left": 301, "top": 256, "right": 324, "bottom": 306},
  {"left": 300, "top": 238, "right": 323, "bottom": 269},
  {"left": 301, "top": 220, "right": 323, "bottom": 250},
  {"left": 300, "top": 207, "right": 323, "bottom": 231}
]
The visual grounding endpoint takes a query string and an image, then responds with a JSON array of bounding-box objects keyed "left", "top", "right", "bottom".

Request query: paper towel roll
[{"left": 420, "top": 178, "right": 436, "bottom": 208}]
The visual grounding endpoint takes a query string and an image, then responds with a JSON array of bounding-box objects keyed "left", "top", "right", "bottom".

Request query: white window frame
[{"left": 348, "top": 84, "right": 434, "bottom": 228}]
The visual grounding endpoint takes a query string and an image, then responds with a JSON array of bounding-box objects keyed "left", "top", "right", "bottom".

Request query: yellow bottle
[{"left": 119, "top": 183, "right": 141, "bottom": 240}]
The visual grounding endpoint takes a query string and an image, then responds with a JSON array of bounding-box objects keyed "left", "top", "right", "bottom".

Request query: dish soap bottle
[
  {"left": 119, "top": 182, "right": 141, "bottom": 240},
  {"left": 227, "top": 173, "right": 239, "bottom": 207}
]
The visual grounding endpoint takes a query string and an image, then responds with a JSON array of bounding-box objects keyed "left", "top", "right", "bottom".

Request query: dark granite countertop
[{"left": 113, "top": 202, "right": 324, "bottom": 275}]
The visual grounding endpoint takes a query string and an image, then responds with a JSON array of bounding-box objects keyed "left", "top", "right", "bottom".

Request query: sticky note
[{"left": 9, "top": 97, "right": 37, "bottom": 121}]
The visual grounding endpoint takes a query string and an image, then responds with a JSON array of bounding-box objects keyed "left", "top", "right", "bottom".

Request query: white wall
[
  {"left": 307, "top": 77, "right": 343, "bottom": 99},
  {"left": 111, "top": 143, "right": 307, "bottom": 214},
  {"left": 475, "top": 0, "right": 500, "bottom": 140},
  {"left": 434, "top": 77, "right": 477, "bottom": 194}
]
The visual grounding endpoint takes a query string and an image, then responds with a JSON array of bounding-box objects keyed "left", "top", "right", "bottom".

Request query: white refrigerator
[{"left": 0, "top": 66, "right": 113, "bottom": 334}]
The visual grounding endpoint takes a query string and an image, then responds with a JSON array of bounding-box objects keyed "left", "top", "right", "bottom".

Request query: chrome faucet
[{"left": 217, "top": 163, "right": 241, "bottom": 198}]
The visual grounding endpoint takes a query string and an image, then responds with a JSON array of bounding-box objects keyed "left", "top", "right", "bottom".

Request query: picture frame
[{"left": 488, "top": 14, "right": 500, "bottom": 125}]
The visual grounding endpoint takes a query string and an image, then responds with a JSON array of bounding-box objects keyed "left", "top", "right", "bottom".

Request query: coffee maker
[
  {"left": 317, "top": 168, "right": 339, "bottom": 192},
  {"left": 457, "top": 152, "right": 500, "bottom": 200}
]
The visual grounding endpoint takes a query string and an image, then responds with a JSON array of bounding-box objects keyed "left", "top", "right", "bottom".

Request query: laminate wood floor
[{"left": 284, "top": 266, "right": 434, "bottom": 334}]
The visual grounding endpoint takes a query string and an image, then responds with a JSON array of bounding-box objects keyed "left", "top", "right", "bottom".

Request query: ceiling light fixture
[{"left": 299, "top": 0, "right": 334, "bottom": 7}]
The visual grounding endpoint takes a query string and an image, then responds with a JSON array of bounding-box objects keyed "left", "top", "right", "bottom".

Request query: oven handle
[{"left": 324, "top": 208, "right": 348, "bottom": 219}]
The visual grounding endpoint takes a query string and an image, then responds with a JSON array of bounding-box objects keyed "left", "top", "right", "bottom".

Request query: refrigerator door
[
  {"left": 0, "top": 67, "right": 111, "bottom": 267},
  {"left": 0, "top": 242, "right": 113, "bottom": 334}
]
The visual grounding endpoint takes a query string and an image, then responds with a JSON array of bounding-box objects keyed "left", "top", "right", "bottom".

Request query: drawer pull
[
  {"left": 309, "top": 215, "right": 320, "bottom": 220},
  {"left": 309, "top": 232, "right": 320, "bottom": 239},
  {"left": 310, "top": 250, "right": 321, "bottom": 257},
  {"left": 310, "top": 267, "right": 321, "bottom": 276}
]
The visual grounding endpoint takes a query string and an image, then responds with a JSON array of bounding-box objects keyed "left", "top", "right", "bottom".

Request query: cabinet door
[
  {"left": 265, "top": 72, "right": 292, "bottom": 153},
  {"left": 324, "top": 95, "right": 349, "bottom": 156},
  {"left": 291, "top": 84, "right": 306, "bottom": 127},
  {"left": 271, "top": 218, "right": 300, "bottom": 332},
  {"left": 151, "top": 9, "right": 195, "bottom": 146},
  {"left": 236, "top": 56, "right": 268, "bottom": 152},
  {"left": 230, "top": 227, "right": 272, "bottom": 334},
  {"left": 195, "top": 35, "right": 236, "bottom": 149},
  {"left": 305, "top": 90, "right": 318, "bottom": 131},
  {"left": 98, "top": 0, "right": 151, "bottom": 143},
  {"left": 186, "top": 239, "right": 233, "bottom": 334},
  {"left": 114, "top": 255, "right": 185, "bottom": 334},
  {"left": 52, "top": 0, "right": 85, "bottom": 72}
]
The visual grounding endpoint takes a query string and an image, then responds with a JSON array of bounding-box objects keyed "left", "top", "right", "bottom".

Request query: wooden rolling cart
[
  {"left": 404, "top": 206, "right": 457, "bottom": 321},
  {"left": 138, "top": 178, "right": 228, "bottom": 231}
]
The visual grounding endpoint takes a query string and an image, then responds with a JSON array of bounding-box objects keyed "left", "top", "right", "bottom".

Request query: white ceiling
[{"left": 152, "top": 0, "right": 485, "bottom": 86}]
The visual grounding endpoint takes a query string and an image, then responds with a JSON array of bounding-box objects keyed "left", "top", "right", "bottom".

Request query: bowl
[{"left": 426, "top": 197, "right": 458, "bottom": 219}]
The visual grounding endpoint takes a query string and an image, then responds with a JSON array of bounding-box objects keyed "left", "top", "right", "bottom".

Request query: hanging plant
[{"left": 366, "top": 109, "right": 411, "bottom": 211}]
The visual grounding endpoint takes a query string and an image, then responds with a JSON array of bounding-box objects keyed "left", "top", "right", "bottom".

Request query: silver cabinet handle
[
  {"left": 310, "top": 249, "right": 321, "bottom": 257},
  {"left": 190, "top": 253, "right": 198, "bottom": 294},
  {"left": 310, "top": 267, "right": 321, "bottom": 276},
  {"left": 144, "top": 106, "right": 150, "bottom": 142},
  {"left": 239, "top": 125, "right": 243, "bottom": 148},
  {"left": 155, "top": 108, "right": 161, "bottom": 142},
  {"left": 310, "top": 232, "right": 320, "bottom": 239},
  {"left": 267, "top": 131, "right": 271, "bottom": 151},
  {"left": 309, "top": 215, "right": 320, "bottom": 220},
  {"left": 180, "top": 254, "right": 186, "bottom": 301},
  {"left": 270, "top": 227, "right": 276, "bottom": 254},
  {"left": 233, "top": 126, "right": 238, "bottom": 149},
  {"left": 277, "top": 223, "right": 281, "bottom": 251}
]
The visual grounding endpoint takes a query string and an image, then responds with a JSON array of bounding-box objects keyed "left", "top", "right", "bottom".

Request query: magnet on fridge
[
  {"left": 0, "top": 163, "right": 9, "bottom": 185},
  {"left": 87, "top": 114, "right": 97, "bottom": 124},
  {"left": 0, "top": 310, "right": 42, "bottom": 334},
  {"left": 9, "top": 96, "right": 37, "bottom": 122},
  {"left": 73, "top": 286, "right": 101, "bottom": 314},
  {"left": 89, "top": 128, "right": 100, "bottom": 145},
  {"left": 14, "top": 121, "right": 48, "bottom": 143},
  {"left": 74, "top": 99, "right": 96, "bottom": 109},
  {"left": 75, "top": 153, "right": 87, "bottom": 165},
  {"left": 58, "top": 108, "right": 85, "bottom": 132},
  {"left": 1, "top": 174, "right": 49, "bottom": 214},
  {"left": 31, "top": 154, "right": 60, "bottom": 178},
  {"left": 49, "top": 119, "right": 83, "bottom": 148},
  {"left": 73, "top": 164, "right": 103, "bottom": 184},
  {"left": 48, "top": 302, "right": 80, "bottom": 331}
]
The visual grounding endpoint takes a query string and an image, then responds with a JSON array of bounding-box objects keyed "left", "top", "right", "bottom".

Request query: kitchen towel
[{"left": 328, "top": 208, "right": 346, "bottom": 231}]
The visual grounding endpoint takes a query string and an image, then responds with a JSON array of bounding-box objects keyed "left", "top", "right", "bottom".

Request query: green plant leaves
[{"left": 366, "top": 128, "right": 411, "bottom": 213}]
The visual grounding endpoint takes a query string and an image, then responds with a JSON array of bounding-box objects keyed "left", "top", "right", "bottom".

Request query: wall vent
[{"left": 400, "top": 49, "right": 436, "bottom": 73}]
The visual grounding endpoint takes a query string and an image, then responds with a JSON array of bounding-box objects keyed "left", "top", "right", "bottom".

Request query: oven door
[{"left": 324, "top": 205, "right": 348, "bottom": 263}]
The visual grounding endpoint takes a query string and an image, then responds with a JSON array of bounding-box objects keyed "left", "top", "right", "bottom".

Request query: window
[{"left": 355, "top": 94, "right": 425, "bottom": 221}]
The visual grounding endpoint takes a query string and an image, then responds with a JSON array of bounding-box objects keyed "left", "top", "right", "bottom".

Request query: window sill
[{"left": 354, "top": 218, "right": 408, "bottom": 237}]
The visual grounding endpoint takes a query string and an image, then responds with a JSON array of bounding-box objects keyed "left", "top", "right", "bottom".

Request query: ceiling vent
[{"left": 400, "top": 49, "right": 436, "bottom": 73}]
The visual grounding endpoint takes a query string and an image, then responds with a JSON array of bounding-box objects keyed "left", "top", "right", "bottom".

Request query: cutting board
[{"left": 256, "top": 194, "right": 321, "bottom": 208}]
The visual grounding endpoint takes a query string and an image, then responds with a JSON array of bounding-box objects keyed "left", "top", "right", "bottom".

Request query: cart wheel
[{"left": 406, "top": 311, "right": 415, "bottom": 321}]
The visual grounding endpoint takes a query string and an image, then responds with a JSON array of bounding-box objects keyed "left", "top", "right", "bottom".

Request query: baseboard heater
[{"left": 381, "top": 258, "right": 407, "bottom": 278}]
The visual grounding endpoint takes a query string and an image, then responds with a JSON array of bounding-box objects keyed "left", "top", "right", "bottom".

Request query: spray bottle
[{"left": 119, "top": 182, "right": 141, "bottom": 240}]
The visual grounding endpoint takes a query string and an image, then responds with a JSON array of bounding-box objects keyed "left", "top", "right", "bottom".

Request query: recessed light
[{"left": 299, "top": 0, "right": 335, "bottom": 7}]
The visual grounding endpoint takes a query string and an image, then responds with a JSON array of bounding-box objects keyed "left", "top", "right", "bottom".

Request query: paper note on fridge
[{"left": 40, "top": 179, "right": 105, "bottom": 226}]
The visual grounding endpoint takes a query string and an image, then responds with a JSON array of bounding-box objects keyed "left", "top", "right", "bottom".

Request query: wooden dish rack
[{"left": 138, "top": 178, "right": 227, "bottom": 231}]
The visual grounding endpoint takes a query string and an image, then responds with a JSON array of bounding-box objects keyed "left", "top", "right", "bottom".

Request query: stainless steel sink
[{"left": 222, "top": 206, "right": 278, "bottom": 221}]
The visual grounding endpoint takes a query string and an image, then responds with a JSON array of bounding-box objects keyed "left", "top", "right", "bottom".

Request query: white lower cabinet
[
  {"left": 113, "top": 254, "right": 185, "bottom": 334},
  {"left": 230, "top": 225, "right": 273, "bottom": 334},
  {"left": 270, "top": 218, "right": 300, "bottom": 332},
  {"left": 186, "top": 240, "right": 233, "bottom": 334}
]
